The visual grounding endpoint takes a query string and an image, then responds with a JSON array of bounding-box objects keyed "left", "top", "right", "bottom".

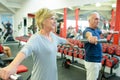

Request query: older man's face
[{"left": 89, "top": 14, "right": 100, "bottom": 28}]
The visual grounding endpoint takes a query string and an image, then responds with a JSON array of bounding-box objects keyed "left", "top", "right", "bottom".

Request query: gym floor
[{"left": 5, "top": 43, "right": 120, "bottom": 80}]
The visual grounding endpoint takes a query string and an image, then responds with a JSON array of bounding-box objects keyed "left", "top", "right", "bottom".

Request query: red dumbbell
[
  {"left": 59, "top": 45, "right": 65, "bottom": 53},
  {"left": 107, "top": 45, "right": 115, "bottom": 55},
  {"left": 102, "top": 55, "right": 110, "bottom": 65},
  {"left": 102, "top": 43, "right": 108, "bottom": 53},
  {"left": 111, "top": 57, "right": 119, "bottom": 65},
  {"left": 101, "top": 58, "right": 106, "bottom": 65},
  {"left": 68, "top": 50, "right": 73, "bottom": 56},
  {"left": 106, "top": 58, "right": 114, "bottom": 68},
  {"left": 78, "top": 50, "right": 84, "bottom": 59},
  {"left": 63, "top": 48, "right": 69, "bottom": 55},
  {"left": 73, "top": 50, "right": 78, "bottom": 58},
  {"left": 57, "top": 45, "right": 61, "bottom": 52},
  {"left": 105, "top": 57, "right": 118, "bottom": 68},
  {"left": 115, "top": 47, "right": 120, "bottom": 56},
  {"left": 78, "top": 42, "right": 84, "bottom": 48}
]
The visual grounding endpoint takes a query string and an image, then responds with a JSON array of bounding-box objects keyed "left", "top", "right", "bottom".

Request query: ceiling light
[
  {"left": 112, "top": 4, "right": 116, "bottom": 8},
  {"left": 96, "top": 2, "right": 101, "bottom": 7}
]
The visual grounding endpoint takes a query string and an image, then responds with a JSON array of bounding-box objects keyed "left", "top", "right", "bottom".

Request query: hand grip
[{"left": 10, "top": 74, "right": 21, "bottom": 80}]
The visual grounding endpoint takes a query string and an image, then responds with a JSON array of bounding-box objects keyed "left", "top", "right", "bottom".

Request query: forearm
[
  {"left": 85, "top": 32, "right": 98, "bottom": 44},
  {"left": 9, "top": 52, "right": 26, "bottom": 67}
]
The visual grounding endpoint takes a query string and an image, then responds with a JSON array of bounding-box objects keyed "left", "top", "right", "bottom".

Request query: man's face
[{"left": 89, "top": 14, "right": 100, "bottom": 28}]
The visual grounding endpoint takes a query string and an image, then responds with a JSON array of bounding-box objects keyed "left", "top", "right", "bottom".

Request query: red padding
[
  {"left": 17, "top": 65, "right": 28, "bottom": 74},
  {"left": 0, "top": 44, "right": 4, "bottom": 53},
  {"left": 15, "top": 36, "right": 30, "bottom": 42}
]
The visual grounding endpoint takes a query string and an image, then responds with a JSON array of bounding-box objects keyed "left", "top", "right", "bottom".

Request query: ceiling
[
  {"left": 54, "top": 0, "right": 117, "bottom": 20},
  {"left": 0, "top": 0, "right": 27, "bottom": 14},
  {"left": 0, "top": 0, "right": 117, "bottom": 20}
]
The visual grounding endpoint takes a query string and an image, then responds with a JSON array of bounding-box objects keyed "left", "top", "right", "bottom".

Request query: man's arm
[{"left": 85, "top": 32, "right": 98, "bottom": 44}]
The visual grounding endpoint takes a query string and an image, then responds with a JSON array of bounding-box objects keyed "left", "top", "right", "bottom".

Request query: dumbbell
[
  {"left": 68, "top": 50, "right": 73, "bottom": 56},
  {"left": 77, "top": 41, "right": 84, "bottom": 48},
  {"left": 63, "top": 47, "right": 69, "bottom": 55},
  {"left": 72, "top": 46, "right": 80, "bottom": 57},
  {"left": 106, "top": 57, "right": 119, "bottom": 68},
  {"left": 80, "top": 31, "right": 119, "bottom": 43},
  {"left": 78, "top": 50, "right": 85, "bottom": 59},
  {"left": 101, "top": 55, "right": 110, "bottom": 65},
  {"left": 111, "top": 57, "right": 119, "bottom": 65},
  {"left": 106, "top": 59, "right": 114, "bottom": 68},
  {"left": 102, "top": 43, "right": 108, "bottom": 53},
  {"left": 115, "top": 47, "right": 120, "bottom": 56},
  {"left": 80, "top": 39, "right": 108, "bottom": 43},
  {"left": 73, "top": 50, "right": 78, "bottom": 57},
  {"left": 107, "top": 45, "right": 115, "bottom": 55},
  {"left": 63, "top": 45, "right": 74, "bottom": 55},
  {"left": 57, "top": 45, "right": 61, "bottom": 52},
  {"left": 59, "top": 45, "right": 65, "bottom": 53}
]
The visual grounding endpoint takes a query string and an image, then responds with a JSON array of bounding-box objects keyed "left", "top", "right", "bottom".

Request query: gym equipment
[
  {"left": 1, "top": 27, "right": 16, "bottom": 43},
  {"left": 0, "top": 57, "right": 14, "bottom": 67},
  {"left": 0, "top": 46, "right": 14, "bottom": 67},
  {"left": 80, "top": 32, "right": 119, "bottom": 43},
  {"left": 15, "top": 35, "right": 30, "bottom": 47},
  {"left": 0, "top": 47, "right": 28, "bottom": 80},
  {"left": 106, "top": 57, "right": 119, "bottom": 68},
  {"left": 61, "top": 37, "right": 112, "bottom": 68},
  {"left": 0, "top": 52, "right": 28, "bottom": 80},
  {"left": 80, "top": 39, "right": 108, "bottom": 43},
  {"left": 115, "top": 46, "right": 120, "bottom": 56},
  {"left": 102, "top": 43, "right": 108, "bottom": 53},
  {"left": 61, "top": 32, "right": 120, "bottom": 80},
  {"left": 11, "top": 65, "right": 28, "bottom": 80},
  {"left": 99, "top": 56, "right": 119, "bottom": 80},
  {"left": 0, "top": 65, "right": 28, "bottom": 80}
]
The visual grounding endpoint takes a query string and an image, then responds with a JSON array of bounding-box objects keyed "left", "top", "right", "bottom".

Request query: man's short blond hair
[{"left": 35, "top": 8, "right": 56, "bottom": 30}]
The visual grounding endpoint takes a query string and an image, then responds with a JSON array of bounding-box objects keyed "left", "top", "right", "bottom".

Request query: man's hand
[
  {"left": 88, "top": 36, "right": 98, "bottom": 44},
  {"left": 102, "top": 29, "right": 119, "bottom": 34},
  {"left": 109, "top": 30, "right": 119, "bottom": 34}
]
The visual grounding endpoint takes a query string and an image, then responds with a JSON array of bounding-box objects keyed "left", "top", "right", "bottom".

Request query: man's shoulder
[{"left": 83, "top": 27, "right": 92, "bottom": 32}]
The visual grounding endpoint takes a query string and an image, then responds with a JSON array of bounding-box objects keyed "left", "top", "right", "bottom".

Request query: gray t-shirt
[{"left": 20, "top": 32, "right": 67, "bottom": 80}]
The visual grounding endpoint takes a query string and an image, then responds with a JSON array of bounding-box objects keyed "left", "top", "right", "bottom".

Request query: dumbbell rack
[
  {"left": 58, "top": 39, "right": 120, "bottom": 80},
  {"left": 101, "top": 43, "right": 120, "bottom": 80},
  {"left": 58, "top": 43, "right": 88, "bottom": 73}
]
